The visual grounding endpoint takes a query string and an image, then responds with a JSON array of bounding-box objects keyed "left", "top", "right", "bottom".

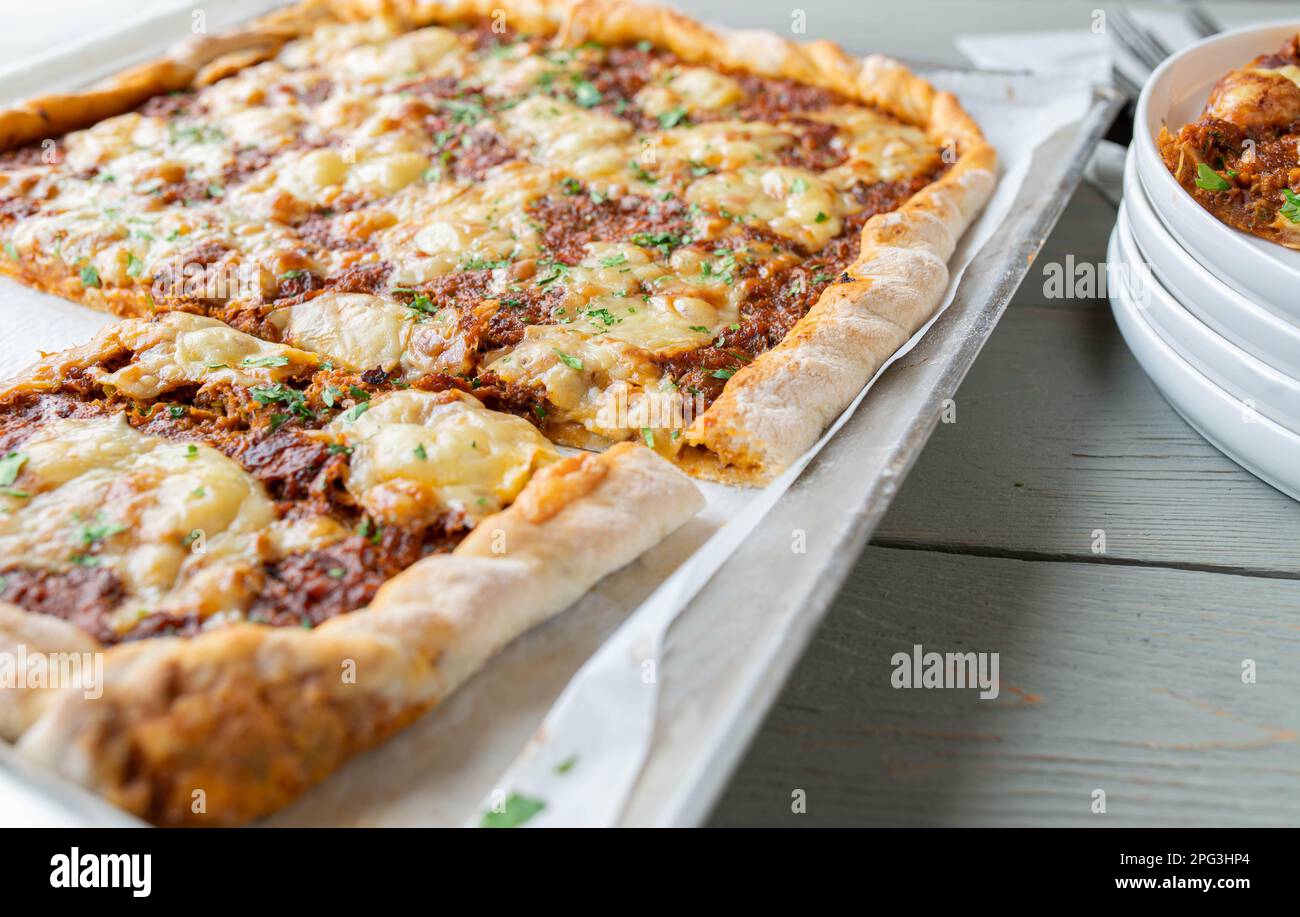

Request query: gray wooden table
[{"left": 696, "top": 0, "right": 1300, "bottom": 827}]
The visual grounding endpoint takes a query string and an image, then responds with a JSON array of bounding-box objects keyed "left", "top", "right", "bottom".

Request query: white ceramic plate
[
  {"left": 1108, "top": 228, "right": 1300, "bottom": 502},
  {"left": 1122, "top": 146, "right": 1300, "bottom": 381},
  {"left": 1134, "top": 20, "right": 1300, "bottom": 322},
  {"left": 1114, "top": 204, "right": 1300, "bottom": 434}
]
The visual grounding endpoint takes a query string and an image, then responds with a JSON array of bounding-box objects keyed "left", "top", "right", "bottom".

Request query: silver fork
[
  {"left": 1109, "top": 6, "right": 1171, "bottom": 73},
  {"left": 1107, "top": 3, "right": 1224, "bottom": 99},
  {"left": 1178, "top": 1, "right": 1223, "bottom": 40}
]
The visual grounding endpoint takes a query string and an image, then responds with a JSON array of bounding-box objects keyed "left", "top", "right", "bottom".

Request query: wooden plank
[
  {"left": 1024, "top": 183, "right": 1118, "bottom": 310},
  {"left": 708, "top": 545, "right": 1300, "bottom": 827},
  {"left": 871, "top": 300, "right": 1300, "bottom": 575}
]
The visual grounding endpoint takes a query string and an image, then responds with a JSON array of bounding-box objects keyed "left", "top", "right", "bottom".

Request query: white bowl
[
  {"left": 1122, "top": 146, "right": 1300, "bottom": 381},
  {"left": 1113, "top": 204, "right": 1300, "bottom": 434},
  {"left": 1108, "top": 227, "right": 1300, "bottom": 502},
  {"left": 1134, "top": 20, "right": 1300, "bottom": 322}
]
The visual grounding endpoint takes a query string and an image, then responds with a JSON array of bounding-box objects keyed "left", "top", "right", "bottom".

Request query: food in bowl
[{"left": 1158, "top": 35, "right": 1300, "bottom": 250}]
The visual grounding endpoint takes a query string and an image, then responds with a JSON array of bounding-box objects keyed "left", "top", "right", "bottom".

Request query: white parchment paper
[{"left": 0, "top": 9, "right": 1097, "bottom": 826}]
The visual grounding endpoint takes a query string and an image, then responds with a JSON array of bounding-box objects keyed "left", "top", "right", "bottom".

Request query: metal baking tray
[
  {"left": 623, "top": 83, "right": 1123, "bottom": 825},
  {"left": 0, "top": 1, "right": 1123, "bottom": 827}
]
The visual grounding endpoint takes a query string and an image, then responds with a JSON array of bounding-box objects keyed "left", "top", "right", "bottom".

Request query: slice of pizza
[
  {"left": 0, "top": 0, "right": 996, "bottom": 483},
  {"left": 1158, "top": 34, "right": 1300, "bottom": 249},
  {"left": 0, "top": 311, "right": 702, "bottom": 825}
]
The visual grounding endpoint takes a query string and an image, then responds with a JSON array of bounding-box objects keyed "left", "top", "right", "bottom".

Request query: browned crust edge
[
  {"left": 0, "top": 0, "right": 997, "bottom": 484},
  {"left": 5, "top": 428, "right": 702, "bottom": 825},
  {"left": 0, "top": 0, "right": 994, "bottom": 823}
]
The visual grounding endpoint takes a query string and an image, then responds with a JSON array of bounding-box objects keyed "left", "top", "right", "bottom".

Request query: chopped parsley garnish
[
  {"left": 789, "top": 177, "right": 808, "bottom": 194},
  {"left": 554, "top": 755, "right": 578, "bottom": 775},
  {"left": 553, "top": 349, "right": 584, "bottom": 371},
  {"left": 357, "top": 516, "right": 382, "bottom": 544},
  {"left": 560, "top": 176, "right": 582, "bottom": 196},
  {"left": 1280, "top": 188, "right": 1300, "bottom": 224},
  {"left": 641, "top": 427, "right": 655, "bottom": 448},
  {"left": 630, "top": 230, "right": 688, "bottom": 255},
  {"left": 169, "top": 405, "right": 185, "bottom": 419},
  {"left": 628, "top": 160, "right": 657, "bottom": 184},
  {"left": 582, "top": 306, "right": 620, "bottom": 327},
  {"left": 79, "top": 514, "right": 127, "bottom": 545},
  {"left": 461, "top": 255, "right": 513, "bottom": 271},
  {"left": 250, "top": 383, "right": 313, "bottom": 421},
  {"left": 328, "top": 443, "right": 353, "bottom": 456},
  {"left": 444, "top": 96, "right": 486, "bottom": 124},
  {"left": 572, "top": 80, "right": 603, "bottom": 108},
  {"left": 182, "top": 529, "right": 202, "bottom": 548},
  {"left": 168, "top": 124, "right": 224, "bottom": 145},
  {"left": 126, "top": 254, "right": 144, "bottom": 278},
  {"left": 322, "top": 385, "right": 340, "bottom": 408},
  {"left": 480, "top": 792, "right": 546, "bottom": 828},
  {"left": 598, "top": 253, "right": 628, "bottom": 268},
  {"left": 657, "top": 107, "right": 688, "bottom": 130},
  {"left": 3, "top": 242, "right": 17, "bottom": 261},
  {"left": 79, "top": 265, "right": 100, "bottom": 288},
  {"left": 278, "top": 269, "right": 308, "bottom": 281},
  {"left": 688, "top": 325, "right": 710, "bottom": 333},
  {"left": 327, "top": 567, "right": 346, "bottom": 579},
  {"left": 413, "top": 443, "right": 428, "bottom": 461},
  {"left": 711, "top": 368, "right": 735, "bottom": 380},
  {"left": 242, "top": 354, "right": 291, "bottom": 368},
  {"left": 814, "top": 211, "right": 829, "bottom": 223},
  {"left": 0, "top": 451, "right": 29, "bottom": 498},
  {"left": 184, "top": 444, "right": 198, "bottom": 460},
  {"left": 69, "top": 554, "right": 100, "bottom": 568},
  {"left": 407, "top": 292, "right": 437, "bottom": 316},
  {"left": 536, "top": 261, "right": 570, "bottom": 286},
  {"left": 1194, "top": 163, "right": 1231, "bottom": 192},
  {"left": 343, "top": 401, "right": 370, "bottom": 422}
]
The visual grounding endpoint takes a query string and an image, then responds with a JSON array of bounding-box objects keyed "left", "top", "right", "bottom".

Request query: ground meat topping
[
  {"left": 0, "top": 566, "right": 127, "bottom": 644},
  {"left": 529, "top": 191, "right": 694, "bottom": 265}
]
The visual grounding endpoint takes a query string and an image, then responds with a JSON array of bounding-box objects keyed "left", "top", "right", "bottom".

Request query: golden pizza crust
[
  {"left": 0, "top": 0, "right": 995, "bottom": 824},
  {"left": 7, "top": 440, "right": 701, "bottom": 825},
  {"left": 0, "top": 0, "right": 996, "bottom": 484}
]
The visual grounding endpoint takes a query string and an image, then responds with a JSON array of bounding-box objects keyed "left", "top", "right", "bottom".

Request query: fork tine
[
  {"left": 1180, "top": 2, "right": 1222, "bottom": 39},
  {"left": 1111, "top": 64, "right": 1144, "bottom": 100},
  {"left": 1108, "top": 7, "right": 1167, "bottom": 72}
]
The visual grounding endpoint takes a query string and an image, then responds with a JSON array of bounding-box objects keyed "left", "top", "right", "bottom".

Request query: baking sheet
[{"left": 0, "top": 2, "right": 1120, "bottom": 827}]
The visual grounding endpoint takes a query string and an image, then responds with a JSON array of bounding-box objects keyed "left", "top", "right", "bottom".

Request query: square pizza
[{"left": 0, "top": 0, "right": 994, "bottom": 825}]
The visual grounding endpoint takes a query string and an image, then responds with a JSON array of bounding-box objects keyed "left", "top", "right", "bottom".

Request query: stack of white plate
[{"left": 1111, "top": 20, "right": 1300, "bottom": 501}]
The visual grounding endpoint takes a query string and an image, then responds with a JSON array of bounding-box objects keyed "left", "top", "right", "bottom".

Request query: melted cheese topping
[
  {"left": 324, "top": 389, "right": 558, "bottom": 524},
  {"left": 485, "top": 326, "right": 664, "bottom": 437},
  {"left": 635, "top": 67, "right": 746, "bottom": 118},
  {"left": 96, "top": 312, "right": 320, "bottom": 399},
  {"left": 1255, "top": 63, "right": 1300, "bottom": 88},
  {"left": 378, "top": 162, "right": 553, "bottom": 283},
  {"left": 687, "top": 165, "right": 843, "bottom": 249},
  {"left": 500, "top": 95, "right": 633, "bottom": 179},
  {"left": 0, "top": 18, "right": 945, "bottom": 450},
  {"left": 0, "top": 415, "right": 275, "bottom": 631},
  {"left": 337, "top": 26, "right": 465, "bottom": 84},
  {"left": 812, "top": 106, "right": 939, "bottom": 186}
]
